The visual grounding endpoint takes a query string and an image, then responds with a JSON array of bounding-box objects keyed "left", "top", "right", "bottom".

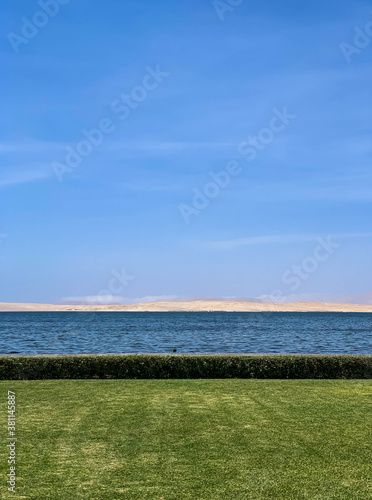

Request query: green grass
[{"left": 1, "top": 380, "right": 371, "bottom": 499}]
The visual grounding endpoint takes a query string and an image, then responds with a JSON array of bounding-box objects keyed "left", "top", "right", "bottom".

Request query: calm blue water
[{"left": 0, "top": 312, "right": 371, "bottom": 355}]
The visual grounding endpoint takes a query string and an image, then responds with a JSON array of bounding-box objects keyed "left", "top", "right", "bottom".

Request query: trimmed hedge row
[{"left": 0, "top": 355, "right": 371, "bottom": 379}]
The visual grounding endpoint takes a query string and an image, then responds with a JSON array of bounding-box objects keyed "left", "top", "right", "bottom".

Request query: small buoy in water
[{"left": 173, "top": 348, "right": 177, "bottom": 352}]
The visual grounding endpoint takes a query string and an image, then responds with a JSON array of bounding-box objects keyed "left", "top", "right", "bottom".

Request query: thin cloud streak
[
  {"left": 61, "top": 295, "right": 178, "bottom": 305},
  {"left": 106, "top": 140, "right": 234, "bottom": 152},
  {"left": 207, "top": 233, "right": 372, "bottom": 250},
  {"left": 0, "top": 141, "right": 65, "bottom": 153},
  {"left": 0, "top": 169, "right": 50, "bottom": 188},
  {"left": 118, "top": 181, "right": 183, "bottom": 193}
]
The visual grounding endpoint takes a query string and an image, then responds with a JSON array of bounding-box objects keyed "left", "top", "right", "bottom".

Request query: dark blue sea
[{"left": 0, "top": 312, "right": 371, "bottom": 355}]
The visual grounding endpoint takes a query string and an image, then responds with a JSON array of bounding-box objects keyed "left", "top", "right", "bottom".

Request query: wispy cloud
[
  {"left": 0, "top": 141, "right": 64, "bottom": 189},
  {"left": 257, "top": 291, "right": 372, "bottom": 305},
  {"left": 207, "top": 232, "right": 372, "bottom": 250},
  {"left": 61, "top": 295, "right": 178, "bottom": 305},
  {"left": 231, "top": 177, "right": 372, "bottom": 203},
  {"left": 60, "top": 295, "right": 129, "bottom": 305},
  {"left": 0, "top": 141, "right": 64, "bottom": 153},
  {"left": 106, "top": 140, "right": 233, "bottom": 153},
  {"left": 0, "top": 168, "right": 50, "bottom": 188},
  {"left": 118, "top": 181, "right": 183, "bottom": 193}
]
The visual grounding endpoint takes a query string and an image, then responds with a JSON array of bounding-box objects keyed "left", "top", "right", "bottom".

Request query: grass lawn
[{"left": 1, "top": 380, "right": 371, "bottom": 499}]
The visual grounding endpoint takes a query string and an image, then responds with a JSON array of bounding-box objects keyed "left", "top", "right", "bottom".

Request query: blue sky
[{"left": 0, "top": 0, "right": 371, "bottom": 304}]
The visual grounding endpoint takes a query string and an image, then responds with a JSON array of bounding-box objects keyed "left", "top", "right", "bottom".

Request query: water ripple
[{"left": 0, "top": 311, "right": 371, "bottom": 355}]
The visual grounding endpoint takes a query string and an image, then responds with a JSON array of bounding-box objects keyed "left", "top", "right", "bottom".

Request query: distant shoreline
[{"left": 1, "top": 300, "right": 372, "bottom": 313}]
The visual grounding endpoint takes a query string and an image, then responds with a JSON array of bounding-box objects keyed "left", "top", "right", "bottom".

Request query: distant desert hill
[{"left": 1, "top": 300, "right": 372, "bottom": 312}]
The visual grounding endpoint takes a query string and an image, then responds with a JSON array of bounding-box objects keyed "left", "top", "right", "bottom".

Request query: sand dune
[{"left": 1, "top": 301, "right": 372, "bottom": 312}]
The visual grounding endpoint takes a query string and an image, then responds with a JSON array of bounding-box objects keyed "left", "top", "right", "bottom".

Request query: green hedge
[{"left": 0, "top": 355, "right": 371, "bottom": 379}]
